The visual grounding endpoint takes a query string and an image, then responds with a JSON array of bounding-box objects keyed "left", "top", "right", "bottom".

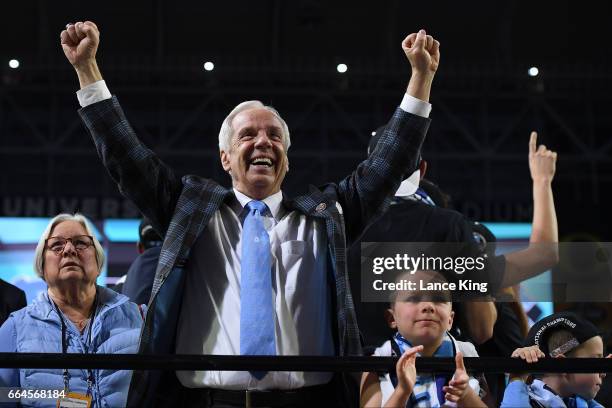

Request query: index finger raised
[
  {"left": 455, "top": 351, "right": 466, "bottom": 371},
  {"left": 529, "top": 131, "right": 538, "bottom": 154}
]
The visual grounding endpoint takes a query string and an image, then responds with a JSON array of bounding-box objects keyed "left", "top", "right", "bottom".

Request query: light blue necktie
[{"left": 240, "top": 200, "right": 275, "bottom": 379}]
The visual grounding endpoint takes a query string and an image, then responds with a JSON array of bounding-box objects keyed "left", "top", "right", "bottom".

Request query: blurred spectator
[
  {"left": 458, "top": 222, "right": 528, "bottom": 406},
  {"left": 350, "top": 129, "right": 557, "bottom": 350},
  {"left": 0, "top": 279, "right": 26, "bottom": 326},
  {"left": 348, "top": 127, "right": 504, "bottom": 349},
  {"left": 121, "top": 217, "right": 163, "bottom": 305}
]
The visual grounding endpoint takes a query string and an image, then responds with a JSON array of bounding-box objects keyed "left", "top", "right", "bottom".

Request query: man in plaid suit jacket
[{"left": 62, "top": 21, "right": 439, "bottom": 407}]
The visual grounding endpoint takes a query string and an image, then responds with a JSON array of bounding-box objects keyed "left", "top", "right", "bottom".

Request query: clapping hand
[
  {"left": 395, "top": 345, "right": 423, "bottom": 394},
  {"left": 443, "top": 352, "right": 471, "bottom": 404}
]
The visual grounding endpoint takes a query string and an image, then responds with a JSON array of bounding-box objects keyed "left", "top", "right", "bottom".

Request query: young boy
[
  {"left": 501, "top": 311, "right": 607, "bottom": 408},
  {"left": 360, "top": 270, "right": 487, "bottom": 407}
]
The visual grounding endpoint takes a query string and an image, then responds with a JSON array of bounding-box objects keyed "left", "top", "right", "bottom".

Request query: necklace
[{"left": 73, "top": 317, "right": 91, "bottom": 332}]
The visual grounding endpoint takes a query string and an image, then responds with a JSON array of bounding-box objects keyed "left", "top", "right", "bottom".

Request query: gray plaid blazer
[{"left": 79, "top": 97, "right": 430, "bottom": 406}]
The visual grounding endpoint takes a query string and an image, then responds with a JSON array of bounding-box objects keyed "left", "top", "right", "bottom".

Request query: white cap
[{"left": 394, "top": 169, "right": 421, "bottom": 197}]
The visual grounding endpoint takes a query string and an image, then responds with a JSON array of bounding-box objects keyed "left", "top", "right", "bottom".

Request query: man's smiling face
[{"left": 220, "top": 107, "right": 288, "bottom": 200}]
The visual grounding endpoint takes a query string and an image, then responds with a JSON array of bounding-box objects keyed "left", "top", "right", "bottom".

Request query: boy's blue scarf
[
  {"left": 564, "top": 395, "right": 601, "bottom": 408},
  {"left": 527, "top": 379, "right": 603, "bottom": 408}
]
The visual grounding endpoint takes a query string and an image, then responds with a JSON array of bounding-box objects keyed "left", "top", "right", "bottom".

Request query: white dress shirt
[
  {"left": 176, "top": 189, "right": 334, "bottom": 389},
  {"left": 76, "top": 81, "right": 431, "bottom": 390}
]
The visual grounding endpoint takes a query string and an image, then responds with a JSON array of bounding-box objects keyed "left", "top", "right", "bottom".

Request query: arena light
[
  {"left": 528, "top": 66, "right": 539, "bottom": 77},
  {"left": 8, "top": 59, "right": 20, "bottom": 69},
  {"left": 104, "top": 218, "right": 140, "bottom": 242},
  {"left": 482, "top": 222, "right": 531, "bottom": 240},
  {"left": 203, "top": 61, "right": 215, "bottom": 71},
  {"left": 336, "top": 63, "right": 348, "bottom": 73}
]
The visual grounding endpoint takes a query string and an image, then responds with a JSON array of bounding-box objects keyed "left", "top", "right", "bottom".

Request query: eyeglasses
[{"left": 45, "top": 235, "right": 94, "bottom": 255}]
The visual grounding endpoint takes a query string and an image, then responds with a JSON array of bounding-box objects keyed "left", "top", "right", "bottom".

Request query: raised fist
[
  {"left": 529, "top": 131, "right": 558, "bottom": 183},
  {"left": 61, "top": 21, "right": 100, "bottom": 68},
  {"left": 402, "top": 29, "right": 440, "bottom": 75}
]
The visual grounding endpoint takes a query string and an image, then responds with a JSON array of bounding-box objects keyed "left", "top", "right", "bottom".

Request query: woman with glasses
[{"left": 0, "top": 213, "right": 144, "bottom": 408}]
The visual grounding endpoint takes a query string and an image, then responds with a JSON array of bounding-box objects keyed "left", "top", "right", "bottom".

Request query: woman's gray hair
[
  {"left": 33, "top": 213, "right": 106, "bottom": 280},
  {"left": 218, "top": 100, "right": 291, "bottom": 153}
]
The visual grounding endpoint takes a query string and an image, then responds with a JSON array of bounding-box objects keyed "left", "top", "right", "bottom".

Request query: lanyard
[{"left": 49, "top": 290, "right": 98, "bottom": 396}]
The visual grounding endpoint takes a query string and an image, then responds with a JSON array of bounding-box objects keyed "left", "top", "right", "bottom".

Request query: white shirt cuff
[
  {"left": 76, "top": 80, "right": 112, "bottom": 107},
  {"left": 400, "top": 93, "right": 432, "bottom": 118}
]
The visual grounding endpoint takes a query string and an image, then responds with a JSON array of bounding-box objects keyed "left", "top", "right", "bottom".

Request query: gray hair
[
  {"left": 33, "top": 213, "right": 106, "bottom": 280},
  {"left": 218, "top": 100, "right": 291, "bottom": 153}
]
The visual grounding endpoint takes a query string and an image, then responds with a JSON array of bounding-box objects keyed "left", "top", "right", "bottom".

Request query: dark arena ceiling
[{"left": 1, "top": 1, "right": 611, "bottom": 238}]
